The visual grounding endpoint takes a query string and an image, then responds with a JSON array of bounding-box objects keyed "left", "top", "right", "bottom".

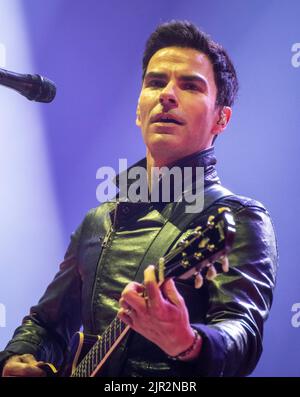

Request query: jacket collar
[{"left": 167, "top": 146, "right": 217, "bottom": 169}]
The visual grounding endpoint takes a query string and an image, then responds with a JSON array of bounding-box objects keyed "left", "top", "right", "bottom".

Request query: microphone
[{"left": 0, "top": 67, "right": 56, "bottom": 103}]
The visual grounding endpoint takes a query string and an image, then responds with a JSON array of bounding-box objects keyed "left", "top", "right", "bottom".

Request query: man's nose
[{"left": 159, "top": 84, "right": 178, "bottom": 110}]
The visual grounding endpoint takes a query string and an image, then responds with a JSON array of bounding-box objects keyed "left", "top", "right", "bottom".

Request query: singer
[{"left": 0, "top": 21, "right": 277, "bottom": 377}]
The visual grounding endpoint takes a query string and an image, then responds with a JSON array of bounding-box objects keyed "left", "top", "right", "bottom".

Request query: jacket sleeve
[
  {"left": 0, "top": 217, "right": 85, "bottom": 373},
  {"left": 185, "top": 202, "right": 278, "bottom": 376}
]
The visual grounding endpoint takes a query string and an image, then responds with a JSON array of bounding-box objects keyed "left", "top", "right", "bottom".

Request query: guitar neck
[{"left": 71, "top": 316, "right": 130, "bottom": 377}]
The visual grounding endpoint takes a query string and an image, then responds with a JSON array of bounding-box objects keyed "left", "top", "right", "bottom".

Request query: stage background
[{"left": 0, "top": 0, "right": 299, "bottom": 376}]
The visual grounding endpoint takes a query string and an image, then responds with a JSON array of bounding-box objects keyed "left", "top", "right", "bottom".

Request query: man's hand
[
  {"left": 2, "top": 354, "right": 47, "bottom": 377},
  {"left": 117, "top": 265, "right": 202, "bottom": 359}
]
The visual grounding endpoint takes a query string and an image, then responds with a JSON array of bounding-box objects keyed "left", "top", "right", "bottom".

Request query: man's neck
[{"left": 146, "top": 151, "right": 179, "bottom": 191}]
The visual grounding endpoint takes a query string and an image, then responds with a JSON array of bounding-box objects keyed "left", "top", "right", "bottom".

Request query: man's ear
[
  {"left": 211, "top": 106, "right": 232, "bottom": 137},
  {"left": 136, "top": 104, "right": 141, "bottom": 127}
]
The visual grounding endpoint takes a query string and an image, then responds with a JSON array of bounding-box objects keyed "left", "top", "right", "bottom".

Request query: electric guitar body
[{"left": 63, "top": 333, "right": 99, "bottom": 377}]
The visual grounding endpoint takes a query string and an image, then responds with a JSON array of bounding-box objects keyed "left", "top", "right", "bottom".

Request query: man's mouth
[
  {"left": 155, "top": 118, "right": 182, "bottom": 125},
  {"left": 151, "top": 113, "right": 185, "bottom": 125}
]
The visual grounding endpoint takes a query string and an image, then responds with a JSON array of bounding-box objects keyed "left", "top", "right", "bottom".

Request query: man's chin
[
  {"left": 146, "top": 134, "right": 178, "bottom": 149},
  {"left": 145, "top": 136, "right": 184, "bottom": 162}
]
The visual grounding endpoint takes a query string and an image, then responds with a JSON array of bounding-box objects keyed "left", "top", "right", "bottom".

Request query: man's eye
[
  {"left": 147, "top": 80, "right": 165, "bottom": 88},
  {"left": 183, "top": 83, "right": 199, "bottom": 91}
]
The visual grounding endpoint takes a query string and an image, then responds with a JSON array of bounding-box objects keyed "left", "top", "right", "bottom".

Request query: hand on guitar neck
[{"left": 117, "top": 264, "right": 203, "bottom": 361}]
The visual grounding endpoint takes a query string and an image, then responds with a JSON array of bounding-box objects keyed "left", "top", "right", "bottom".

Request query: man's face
[{"left": 136, "top": 46, "right": 224, "bottom": 165}]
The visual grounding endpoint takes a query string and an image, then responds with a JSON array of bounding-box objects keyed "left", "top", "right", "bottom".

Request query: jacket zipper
[{"left": 90, "top": 201, "right": 120, "bottom": 331}]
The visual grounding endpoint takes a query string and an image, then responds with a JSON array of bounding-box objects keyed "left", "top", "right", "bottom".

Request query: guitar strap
[{"left": 111, "top": 183, "right": 233, "bottom": 376}]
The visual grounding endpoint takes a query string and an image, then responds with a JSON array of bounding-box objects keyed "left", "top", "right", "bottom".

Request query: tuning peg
[
  {"left": 193, "top": 252, "right": 202, "bottom": 260},
  {"left": 194, "top": 272, "right": 203, "bottom": 289},
  {"left": 207, "top": 244, "right": 215, "bottom": 252},
  {"left": 207, "top": 215, "right": 215, "bottom": 228},
  {"left": 198, "top": 237, "right": 209, "bottom": 249},
  {"left": 192, "top": 226, "right": 202, "bottom": 237},
  {"left": 177, "top": 240, "right": 187, "bottom": 248},
  {"left": 217, "top": 206, "right": 230, "bottom": 214},
  {"left": 220, "top": 256, "right": 229, "bottom": 273},
  {"left": 206, "top": 264, "right": 217, "bottom": 280},
  {"left": 181, "top": 259, "right": 190, "bottom": 268}
]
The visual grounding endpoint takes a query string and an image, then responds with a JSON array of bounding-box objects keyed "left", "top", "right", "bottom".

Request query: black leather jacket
[{"left": 0, "top": 148, "right": 278, "bottom": 376}]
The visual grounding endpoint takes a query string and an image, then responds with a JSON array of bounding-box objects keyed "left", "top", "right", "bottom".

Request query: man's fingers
[
  {"left": 117, "top": 307, "right": 134, "bottom": 327},
  {"left": 119, "top": 297, "right": 141, "bottom": 318},
  {"left": 119, "top": 297, "right": 132, "bottom": 311},
  {"left": 3, "top": 362, "right": 46, "bottom": 377},
  {"left": 122, "top": 281, "right": 144, "bottom": 295},
  {"left": 2, "top": 354, "right": 47, "bottom": 377},
  {"left": 19, "top": 354, "right": 38, "bottom": 365},
  {"left": 144, "top": 265, "right": 163, "bottom": 311},
  {"left": 161, "top": 278, "right": 184, "bottom": 306},
  {"left": 6, "top": 354, "right": 34, "bottom": 364},
  {"left": 120, "top": 284, "right": 146, "bottom": 313}
]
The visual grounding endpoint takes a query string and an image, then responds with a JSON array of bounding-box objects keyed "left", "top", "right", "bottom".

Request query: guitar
[{"left": 40, "top": 207, "right": 236, "bottom": 377}]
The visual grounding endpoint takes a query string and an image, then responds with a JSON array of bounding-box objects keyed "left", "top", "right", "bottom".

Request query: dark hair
[{"left": 142, "top": 20, "right": 239, "bottom": 107}]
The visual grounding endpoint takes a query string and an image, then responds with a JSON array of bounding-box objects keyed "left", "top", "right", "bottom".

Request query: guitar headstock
[{"left": 156, "top": 207, "right": 236, "bottom": 284}]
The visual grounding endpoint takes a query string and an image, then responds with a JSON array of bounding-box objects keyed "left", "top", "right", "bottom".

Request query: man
[{"left": 0, "top": 21, "right": 277, "bottom": 377}]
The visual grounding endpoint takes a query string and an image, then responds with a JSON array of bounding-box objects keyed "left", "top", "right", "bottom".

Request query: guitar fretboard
[{"left": 71, "top": 316, "right": 128, "bottom": 377}]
